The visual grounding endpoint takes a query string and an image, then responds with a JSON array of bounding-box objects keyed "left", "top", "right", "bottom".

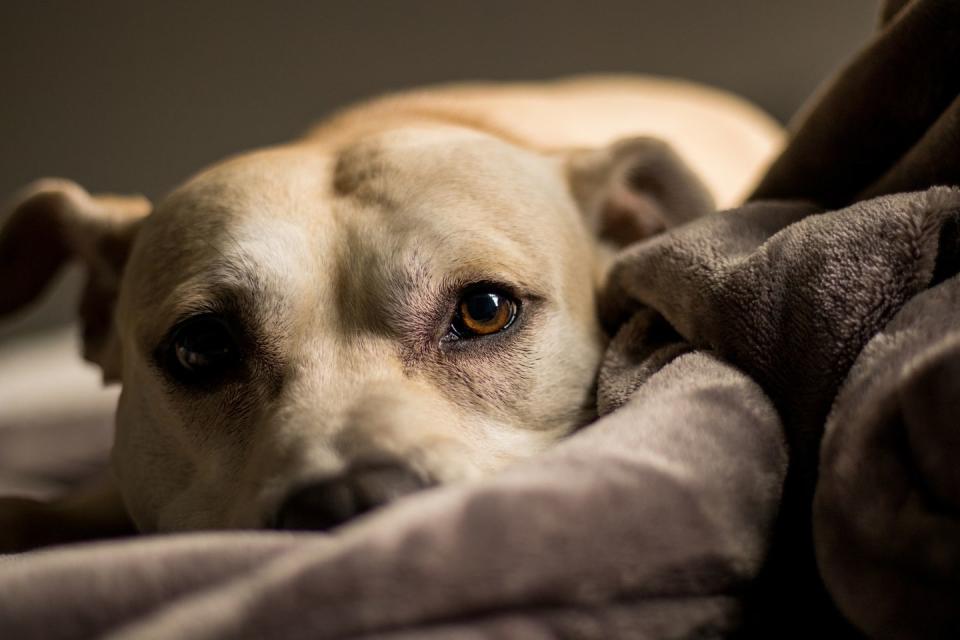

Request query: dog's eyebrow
[
  {"left": 143, "top": 261, "right": 286, "bottom": 350},
  {"left": 169, "top": 287, "right": 254, "bottom": 326}
]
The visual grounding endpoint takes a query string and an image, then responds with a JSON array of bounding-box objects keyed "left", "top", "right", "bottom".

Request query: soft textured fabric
[
  {"left": 0, "top": 351, "right": 786, "bottom": 639},
  {"left": 743, "top": 0, "right": 960, "bottom": 634},
  {"left": 752, "top": 0, "right": 960, "bottom": 208},
  {"left": 2, "top": 188, "right": 957, "bottom": 639},
  {"left": 3, "top": 0, "right": 960, "bottom": 636},
  {"left": 601, "top": 188, "right": 960, "bottom": 636},
  {"left": 815, "top": 275, "right": 960, "bottom": 639}
]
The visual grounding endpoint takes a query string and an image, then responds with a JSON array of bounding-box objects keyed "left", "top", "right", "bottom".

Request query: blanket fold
[
  {"left": 815, "top": 275, "right": 960, "bottom": 639},
  {"left": 3, "top": 190, "right": 956, "bottom": 639},
  {"left": 752, "top": 0, "right": 960, "bottom": 208},
  {"left": 741, "top": 0, "right": 960, "bottom": 634},
  {"left": 603, "top": 189, "right": 960, "bottom": 480},
  {"left": 3, "top": 1, "right": 960, "bottom": 637},
  {"left": 1, "top": 351, "right": 786, "bottom": 639},
  {"left": 601, "top": 187, "right": 960, "bottom": 636}
]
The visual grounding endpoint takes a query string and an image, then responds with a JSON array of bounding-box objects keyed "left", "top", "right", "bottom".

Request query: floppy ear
[
  {"left": 566, "top": 136, "right": 715, "bottom": 247},
  {"left": 0, "top": 179, "right": 151, "bottom": 380}
]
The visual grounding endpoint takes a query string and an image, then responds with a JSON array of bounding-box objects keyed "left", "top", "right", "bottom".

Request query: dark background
[{"left": 0, "top": 0, "right": 879, "bottom": 342}]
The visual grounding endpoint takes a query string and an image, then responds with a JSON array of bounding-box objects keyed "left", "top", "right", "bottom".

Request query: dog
[{"left": 0, "top": 76, "right": 782, "bottom": 550}]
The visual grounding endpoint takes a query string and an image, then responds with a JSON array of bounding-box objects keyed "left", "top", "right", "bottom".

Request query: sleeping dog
[{"left": 0, "top": 76, "right": 781, "bottom": 549}]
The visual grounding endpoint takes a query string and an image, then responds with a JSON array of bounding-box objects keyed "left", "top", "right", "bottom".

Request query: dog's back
[{"left": 309, "top": 75, "right": 784, "bottom": 207}]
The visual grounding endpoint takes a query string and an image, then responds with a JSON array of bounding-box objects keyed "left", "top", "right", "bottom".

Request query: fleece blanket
[
  {"left": 6, "top": 197, "right": 959, "bottom": 640},
  {"left": 748, "top": 0, "right": 960, "bottom": 636},
  {"left": 0, "top": 350, "right": 786, "bottom": 639},
  {"left": 2, "top": 0, "right": 960, "bottom": 637}
]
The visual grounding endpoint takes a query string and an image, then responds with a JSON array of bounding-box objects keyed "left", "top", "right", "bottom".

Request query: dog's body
[{"left": 0, "top": 76, "right": 782, "bottom": 549}]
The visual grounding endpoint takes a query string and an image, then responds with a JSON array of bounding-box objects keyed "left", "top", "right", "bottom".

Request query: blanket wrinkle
[
  {"left": 862, "top": 93, "right": 960, "bottom": 201},
  {"left": 595, "top": 309, "right": 690, "bottom": 416},
  {"left": 739, "top": 0, "right": 960, "bottom": 632},
  {"left": 3, "top": 193, "right": 958, "bottom": 638},
  {"left": 355, "top": 596, "right": 740, "bottom": 640},
  {"left": 752, "top": 0, "right": 960, "bottom": 208},
  {"left": 603, "top": 189, "right": 960, "bottom": 460},
  {"left": 5, "top": 1, "right": 960, "bottom": 636},
  {"left": 599, "top": 187, "right": 960, "bottom": 637},
  {"left": 121, "top": 352, "right": 782, "bottom": 640},
  {"left": 814, "top": 275, "right": 960, "bottom": 639},
  {"left": 0, "top": 351, "right": 786, "bottom": 640}
]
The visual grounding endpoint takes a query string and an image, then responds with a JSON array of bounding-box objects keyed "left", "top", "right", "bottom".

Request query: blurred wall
[{"left": 0, "top": 0, "right": 879, "bottom": 343}]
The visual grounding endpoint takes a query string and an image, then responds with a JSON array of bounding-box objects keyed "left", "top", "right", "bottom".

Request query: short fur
[{"left": 0, "top": 75, "right": 781, "bottom": 547}]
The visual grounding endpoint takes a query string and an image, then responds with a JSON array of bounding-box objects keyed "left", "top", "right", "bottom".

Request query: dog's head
[{"left": 0, "top": 123, "right": 712, "bottom": 532}]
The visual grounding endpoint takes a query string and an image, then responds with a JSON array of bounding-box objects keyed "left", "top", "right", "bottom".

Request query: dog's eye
[
  {"left": 451, "top": 288, "right": 518, "bottom": 338},
  {"left": 169, "top": 315, "right": 238, "bottom": 378}
]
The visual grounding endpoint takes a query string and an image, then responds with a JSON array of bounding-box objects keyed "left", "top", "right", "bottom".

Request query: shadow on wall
[{"left": 0, "top": 0, "right": 880, "bottom": 342}]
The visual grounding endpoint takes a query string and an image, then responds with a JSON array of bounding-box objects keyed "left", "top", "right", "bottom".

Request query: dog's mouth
[{"left": 271, "top": 462, "right": 434, "bottom": 531}]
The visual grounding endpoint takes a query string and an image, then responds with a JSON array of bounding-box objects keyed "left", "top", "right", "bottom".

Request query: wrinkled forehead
[
  {"left": 121, "top": 128, "right": 583, "bottom": 343},
  {"left": 328, "top": 127, "right": 581, "bottom": 285},
  {"left": 332, "top": 126, "right": 569, "bottom": 230}
]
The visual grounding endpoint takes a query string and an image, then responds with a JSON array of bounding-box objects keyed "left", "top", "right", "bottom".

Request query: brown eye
[{"left": 451, "top": 289, "right": 518, "bottom": 338}]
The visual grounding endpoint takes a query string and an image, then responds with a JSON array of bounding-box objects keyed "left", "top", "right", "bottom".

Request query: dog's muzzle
[{"left": 273, "top": 463, "right": 431, "bottom": 531}]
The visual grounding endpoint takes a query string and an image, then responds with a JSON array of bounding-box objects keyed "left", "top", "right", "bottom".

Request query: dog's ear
[
  {"left": 0, "top": 179, "right": 151, "bottom": 380},
  {"left": 565, "top": 136, "right": 715, "bottom": 247}
]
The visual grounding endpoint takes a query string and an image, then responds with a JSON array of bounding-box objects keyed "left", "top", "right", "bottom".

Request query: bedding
[{"left": 2, "top": 0, "right": 959, "bottom": 637}]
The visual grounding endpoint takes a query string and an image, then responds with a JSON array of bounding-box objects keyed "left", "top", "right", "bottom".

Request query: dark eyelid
[
  {"left": 160, "top": 310, "right": 227, "bottom": 351},
  {"left": 441, "top": 277, "right": 541, "bottom": 307},
  {"left": 452, "top": 279, "right": 517, "bottom": 299}
]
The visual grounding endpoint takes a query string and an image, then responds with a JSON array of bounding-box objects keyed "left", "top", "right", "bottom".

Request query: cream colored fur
[{"left": 0, "top": 76, "right": 782, "bottom": 547}]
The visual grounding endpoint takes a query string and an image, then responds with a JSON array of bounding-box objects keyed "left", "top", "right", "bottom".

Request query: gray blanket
[
  {"left": 749, "top": 0, "right": 960, "bottom": 635},
  {"left": 603, "top": 189, "right": 960, "bottom": 638},
  {"left": 816, "top": 274, "right": 960, "bottom": 639},
  {"left": 3, "top": 0, "right": 960, "bottom": 637},
  {"left": 2, "top": 194, "right": 957, "bottom": 639},
  {"left": 0, "top": 351, "right": 786, "bottom": 639}
]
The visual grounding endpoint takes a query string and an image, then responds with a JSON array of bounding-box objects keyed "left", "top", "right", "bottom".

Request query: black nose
[{"left": 273, "top": 463, "right": 429, "bottom": 531}]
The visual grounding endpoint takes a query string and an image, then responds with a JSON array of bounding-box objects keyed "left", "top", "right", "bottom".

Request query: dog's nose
[{"left": 273, "top": 463, "right": 429, "bottom": 531}]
